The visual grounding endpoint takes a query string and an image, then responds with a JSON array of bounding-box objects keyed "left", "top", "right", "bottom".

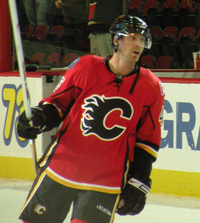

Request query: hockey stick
[{"left": 8, "top": 0, "right": 39, "bottom": 176}]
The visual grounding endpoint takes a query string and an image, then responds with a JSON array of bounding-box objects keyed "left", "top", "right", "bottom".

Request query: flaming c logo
[
  {"left": 81, "top": 95, "right": 133, "bottom": 141},
  {"left": 34, "top": 204, "right": 46, "bottom": 215}
]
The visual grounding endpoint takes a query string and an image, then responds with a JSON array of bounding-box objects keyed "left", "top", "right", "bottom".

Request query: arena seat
[
  {"left": 143, "top": 25, "right": 162, "bottom": 59},
  {"left": 141, "top": 55, "right": 156, "bottom": 69},
  {"left": 143, "top": 0, "right": 163, "bottom": 28},
  {"left": 160, "top": 26, "right": 182, "bottom": 67},
  {"left": 178, "top": 0, "right": 199, "bottom": 30},
  {"left": 196, "top": 29, "right": 200, "bottom": 48},
  {"left": 47, "top": 25, "right": 64, "bottom": 42},
  {"left": 61, "top": 53, "right": 78, "bottom": 67},
  {"left": 127, "top": 0, "right": 142, "bottom": 10},
  {"left": 30, "top": 52, "right": 46, "bottom": 65},
  {"left": 46, "top": 53, "right": 61, "bottom": 68},
  {"left": 30, "top": 25, "right": 49, "bottom": 42},
  {"left": 21, "top": 25, "right": 34, "bottom": 40},
  {"left": 178, "top": 26, "right": 197, "bottom": 43},
  {"left": 178, "top": 26, "right": 199, "bottom": 68},
  {"left": 155, "top": 55, "right": 173, "bottom": 69},
  {"left": 127, "top": 0, "right": 143, "bottom": 17},
  {"left": 161, "top": 0, "right": 180, "bottom": 28}
]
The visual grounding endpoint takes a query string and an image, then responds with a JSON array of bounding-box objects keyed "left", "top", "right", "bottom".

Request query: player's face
[{"left": 117, "top": 33, "right": 145, "bottom": 63}]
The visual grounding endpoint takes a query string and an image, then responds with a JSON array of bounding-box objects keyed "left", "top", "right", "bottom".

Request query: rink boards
[{"left": 0, "top": 70, "right": 200, "bottom": 198}]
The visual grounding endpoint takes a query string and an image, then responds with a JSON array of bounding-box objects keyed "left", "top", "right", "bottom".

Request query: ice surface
[{"left": 1, "top": 179, "right": 200, "bottom": 223}]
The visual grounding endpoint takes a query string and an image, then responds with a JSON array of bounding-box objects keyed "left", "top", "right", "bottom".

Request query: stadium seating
[
  {"left": 143, "top": 0, "right": 163, "bottom": 28},
  {"left": 29, "top": 25, "right": 49, "bottom": 42},
  {"left": 30, "top": 52, "right": 46, "bottom": 65},
  {"left": 160, "top": 26, "right": 182, "bottom": 67},
  {"left": 141, "top": 55, "right": 156, "bottom": 69},
  {"left": 178, "top": 26, "right": 199, "bottom": 68},
  {"left": 127, "top": 0, "right": 143, "bottom": 17},
  {"left": 47, "top": 25, "right": 64, "bottom": 42},
  {"left": 161, "top": 0, "right": 180, "bottom": 28},
  {"left": 196, "top": 29, "right": 200, "bottom": 48},
  {"left": 20, "top": 0, "right": 200, "bottom": 70},
  {"left": 178, "top": 0, "right": 199, "bottom": 30},
  {"left": 61, "top": 53, "right": 78, "bottom": 67},
  {"left": 21, "top": 25, "right": 34, "bottom": 40},
  {"left": 46, "top": 53, "right": 61, "bottom": 68},
  {"left": 143, "top": 25, "right": 162, "bottom": 59},
  {"left": 155, "top": 55, "right": 173, "bottom": 69},
  {"left": 150, "top": 26, "right": 162, "bottom": 41},
  {"left": 128, "top": 0, "right": 142, "bottom": 10}
]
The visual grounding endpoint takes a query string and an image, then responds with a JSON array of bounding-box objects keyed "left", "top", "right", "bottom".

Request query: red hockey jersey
[{"left": 39, "top": 55, "right": 164, "bottom": 194}]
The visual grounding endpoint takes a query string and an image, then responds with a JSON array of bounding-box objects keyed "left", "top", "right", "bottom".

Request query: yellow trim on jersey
[
  {"left": 39, "top": 138, "right": 58, "bottom": 167},
  {"left": 19, "top": 171, "right": 47, "bottom": 215},
  {"left": 110, "top": 195, "right": 121, "bottom": 223},
  {"left": 42, "top": 102, "right": 63, "bottom": 118},
  {"left": 135, "top": 142, "right": 158, "bottom": 158},
  {"left": 123, "top": 159, "right": 130, "bottom": 187},
  {"left": 45, "top": 168, "right": 121, "bottom": 194}
]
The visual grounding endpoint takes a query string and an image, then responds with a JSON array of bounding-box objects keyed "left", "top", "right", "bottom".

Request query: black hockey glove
[
  {"left": 117, "top": 177, "right": 151, "bottom": 216},
  {"left": 17, "top": 107, "right": 46, "bottom": 139}
]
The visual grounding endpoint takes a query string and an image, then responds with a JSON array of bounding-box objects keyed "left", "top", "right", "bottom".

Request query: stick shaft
[{"left": 9, "top": 0, "right": 39, "bottom": 176}]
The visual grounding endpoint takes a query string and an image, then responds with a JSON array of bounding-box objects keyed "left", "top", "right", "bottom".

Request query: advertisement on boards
[
  {"left": 155, "top": 82, "right": 200, "bottom": 172},
  {"left": 0, "top": 76, "right": 43, "bottom": 158},
  {"left": 1, "top": 75, "right": 200, "bottom": 173}
]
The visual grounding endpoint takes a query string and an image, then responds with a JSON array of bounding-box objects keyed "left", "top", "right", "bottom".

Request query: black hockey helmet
[{"left": 109, "top": 15, "right": 152, "bottom": 49}]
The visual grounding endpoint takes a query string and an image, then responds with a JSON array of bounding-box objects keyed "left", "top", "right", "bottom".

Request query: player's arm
[
  {"left": 17, "top": 103, "right": 65, "bottom": 139},
  {"left": 117, "top": 81, "right": 165, "bottom": 216},
  {"left": 117, "top": 146, "right": 153, "bottom": 216},
  {"left": 17, "top": 57, "right": 84, "bottom": 139}
]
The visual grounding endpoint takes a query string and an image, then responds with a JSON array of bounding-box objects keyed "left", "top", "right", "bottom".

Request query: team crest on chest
[{"left": 81, "top": 95, "right": 133, "bottom": 141}]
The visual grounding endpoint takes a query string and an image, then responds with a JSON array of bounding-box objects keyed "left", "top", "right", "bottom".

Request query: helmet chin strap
[
  {"left": 114, "top": 36, "right": 120, "bottom": 53},
  {"left": 114, "top": 45, "right": 118, "bottom": 53}
]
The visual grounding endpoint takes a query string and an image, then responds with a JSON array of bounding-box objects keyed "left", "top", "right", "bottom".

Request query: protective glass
[{"left": 119, "top": 32, "right": 152, "bottom": 49}]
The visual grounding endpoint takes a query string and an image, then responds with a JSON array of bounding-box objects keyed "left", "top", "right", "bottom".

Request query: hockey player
[{"left": 17, "top": 15, "right": 165, "bottom": 223}]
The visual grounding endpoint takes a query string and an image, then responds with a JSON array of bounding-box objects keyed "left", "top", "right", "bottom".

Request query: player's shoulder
[
  {"left": 139, "top": 67, "right": 164, "bottom": 97},
  {"left": 139, "top": 67, "right": 161, "bottom": 85},
  {"left": 68, "top": 54, "right": 105, "bottom": 71},
  {"left": 79, "top": 54, "right": 104, "bottom": 65}
]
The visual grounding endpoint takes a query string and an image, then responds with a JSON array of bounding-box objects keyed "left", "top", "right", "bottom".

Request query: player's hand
[
  {"left": 17, "top": 107, "right": 46, "bottom": 139},
  {"left": 117, "top": 177, "right": 151, "bottom": 216}
]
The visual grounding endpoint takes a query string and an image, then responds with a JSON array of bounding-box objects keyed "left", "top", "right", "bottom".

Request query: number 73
[{"left": 2, "top": 84, "right": 29, "bottom": 147}]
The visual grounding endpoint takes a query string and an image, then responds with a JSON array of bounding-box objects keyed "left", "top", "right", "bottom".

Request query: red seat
[
  {"left": 21, "top": 25, "right": 34, "bottom": 39},
  {"left": 160, "top": 26, "right": 181, "bottom": 67},
  {"left": 30, "top": 52, "right": 46, "bottom": 65},
  {"left": 128, "top": 0, "right": 142, "bottom": 9},
  {"left": 141, "top": 55, "right": 156, "bottom": 69},
  {"left": 162, "top": 0, "right": 178, "bottom": 10},
  {"left": 48, "top": 25, "right": 64, "bottom": 42},
  {"left": 30, "top": 25, "right": 49, "bottom": 42},
  {"left": 178, "top": 0, "right": 199, "bottom": 30},
  {"left": 61, "top": 53, "right": 78, "bottom": 67},
  {"left": 160, "top": 26, "right": 178, "bottom": 40},
  {"left": 144, "top": 26, "right": 162, "bottom": 59},
  {"left": 178, "top": 27, "right": 198, "bottom": 68},
  {"left": 161, "top": 0, "right": 180, "bottom": 28},
  {"left": 143, "top": 0, "right": 162, "bottom": 28},
  {"left": 178, "top": 0, "right": 198, "bottom": 12},
  {"left": 178, "top": 27, "right": 196, "bottom": 42},
  {"left": 143, "top": 0, "right": 161, "bottom": 15},
  {"left": 149, "top": 26, "right": 161, "bottom": 41},
  {"left": 155, "top": 55, "right": 173, "bottom": 69},
  {"left": 46, "top": 53, "right": 61, "bottom": 68},
  {"left": 127, "top": 0, "right": 143, "bottom": 16}
]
